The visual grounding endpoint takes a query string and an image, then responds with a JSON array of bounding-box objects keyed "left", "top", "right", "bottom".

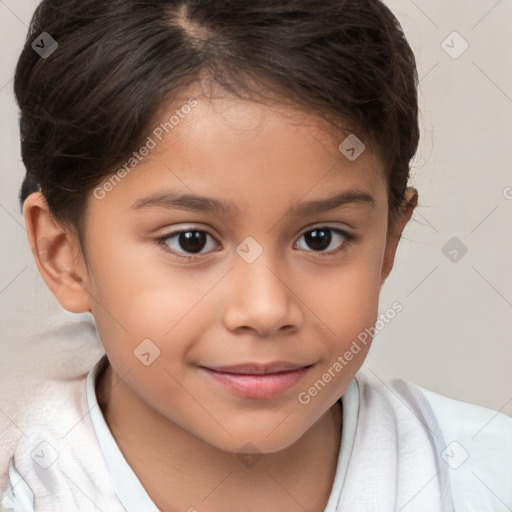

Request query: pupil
[
  {"left": 179, "top": 231, "right": 206, "bottom": 253},
  {"left": 305, "top": 229, "right": 331, "bottom": 251}
]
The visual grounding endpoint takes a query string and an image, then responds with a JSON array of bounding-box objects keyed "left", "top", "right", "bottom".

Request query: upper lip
[{"left": 204, "top": 362, "right": 313, "bottom": 375}]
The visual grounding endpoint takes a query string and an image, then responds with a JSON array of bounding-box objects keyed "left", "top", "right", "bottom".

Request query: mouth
[{"left": 199, "top": 362, "right": 314, "bottom": 399}]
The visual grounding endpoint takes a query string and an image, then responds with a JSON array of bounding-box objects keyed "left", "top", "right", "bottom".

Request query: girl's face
[{"left": 70, "top": 94, "right": 412, "bottom": 453}]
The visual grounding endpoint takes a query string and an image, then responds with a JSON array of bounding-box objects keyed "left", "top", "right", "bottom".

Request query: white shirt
[
  {"left": 1, "top": 354, "right": 511, "bottom": 511},
  {"left": 0, "top": 355, "right": 357, "bottom": 511}
]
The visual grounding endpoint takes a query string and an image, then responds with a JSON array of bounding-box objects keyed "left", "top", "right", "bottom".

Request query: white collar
[{"left": 86, "top": 355, "right": 160, "bottom": 511}]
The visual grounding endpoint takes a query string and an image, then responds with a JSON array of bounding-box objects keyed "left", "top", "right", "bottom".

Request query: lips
[
  {"left": 199, "top": 362, "right": 314, "bottom": 399},
  {"left": 205, "top": 361, "right": 312, "bottom": 375}
]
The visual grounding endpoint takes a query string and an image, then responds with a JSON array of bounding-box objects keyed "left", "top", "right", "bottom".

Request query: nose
[{"left": 222, "top": 253, "right": 303, "bottom": 337}]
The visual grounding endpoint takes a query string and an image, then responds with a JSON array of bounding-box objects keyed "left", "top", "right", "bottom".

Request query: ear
[
  {"left": 24, "top": 192, "right": 91, "bottom": 313},
  {"left": 380, "top": 187, "right": 418, "bottom": 285}
]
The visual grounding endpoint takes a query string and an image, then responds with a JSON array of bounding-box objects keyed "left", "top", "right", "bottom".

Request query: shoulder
[
  {"left": 399, "top": 378, "right": 512, "bottom": 511},
  {"left": 354, "top": 371, "right": 512, "bottom": 443},
  {"left": 1, "top": 358, "right": 125, "bottom": 511},
  {"left": 354, "top": 372, "right": 512, "bottom": 511},
  {"left": 0, "top": 456, "right": 35, "bottom": 511}
]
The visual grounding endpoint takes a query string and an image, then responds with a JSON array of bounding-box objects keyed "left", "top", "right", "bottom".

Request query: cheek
[
  {"left": 306, "top": 272, "right": 380, "bottom": 382},
  {"left": 85, "top": 230, "right": 191, "bottom": 326},
  {"left": 85, "top": 235, "right": 227, "bottom": 366},
  {"left": 294, "top": 259, "right": 383, "bottom": 407},
  {"left": 301, "top": 243, "right": 385, "bottom": 338}
]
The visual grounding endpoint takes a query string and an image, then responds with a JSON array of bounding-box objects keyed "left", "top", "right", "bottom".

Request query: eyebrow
[{"left": 130, "top": 189, "right": 376, "bottom": 216}]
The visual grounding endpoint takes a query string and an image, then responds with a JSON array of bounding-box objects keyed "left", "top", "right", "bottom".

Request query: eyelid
[
  {"left": 297, "top": 222, "right": 352, "bottom": 235},
  {"left": 154, "top": 223, "right": 220, "bottom": 244}
]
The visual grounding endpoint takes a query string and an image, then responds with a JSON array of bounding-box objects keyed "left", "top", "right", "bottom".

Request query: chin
[{"left": 202, "top": 424, "right": 308, "bottom": 455}]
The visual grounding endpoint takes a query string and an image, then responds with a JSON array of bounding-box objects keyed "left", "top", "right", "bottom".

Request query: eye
[
  {"left": 155, "top": 225, "right": 356, "bottom": 261},
  {"left": 156, "top": 228, "right": 219, "bottom": 260},
  {"left": 294, "top": 226, "right": 355, "bottom": 255}
]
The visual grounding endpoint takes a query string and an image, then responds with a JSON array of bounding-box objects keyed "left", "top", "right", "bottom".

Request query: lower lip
[{"left": 200, "top": 367, "right": 310, "bottom": 399}]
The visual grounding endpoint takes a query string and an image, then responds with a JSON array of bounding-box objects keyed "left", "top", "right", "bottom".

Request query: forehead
[
  {"left": 93, "top": 94, "right": 387, "bottom": 216},
  {"left": 170, "top": 94, "right": 378, "bottom": 170}
]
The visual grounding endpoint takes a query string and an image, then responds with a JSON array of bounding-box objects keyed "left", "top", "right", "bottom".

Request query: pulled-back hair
[{"left": 15, "top": 0, "right": 419, "bottom": 241}]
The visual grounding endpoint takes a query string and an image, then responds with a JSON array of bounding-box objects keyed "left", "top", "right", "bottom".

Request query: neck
[{"left": 96, "top": 362, "right": 343, "bottom": 512}]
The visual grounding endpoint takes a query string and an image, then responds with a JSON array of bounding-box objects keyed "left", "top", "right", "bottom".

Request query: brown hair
[{"left": 15, "top": 0, "right": 419, "bottom": 245}]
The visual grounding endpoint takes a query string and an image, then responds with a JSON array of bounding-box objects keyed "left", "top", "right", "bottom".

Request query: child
[{"left": 2, "top": 0, "right": 511, "bottom": 510}]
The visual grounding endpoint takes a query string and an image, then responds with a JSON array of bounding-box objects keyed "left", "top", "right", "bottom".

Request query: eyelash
[{"left": 155, "top": 226, "right": 357, "bottom": 261}]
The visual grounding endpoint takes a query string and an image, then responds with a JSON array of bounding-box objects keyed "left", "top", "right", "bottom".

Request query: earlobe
[
  {"left": 380, "top": 187, "right": 418, "bottom": 285},
  {"left": 24, "top": 192, "right": 91, "bottom": 313}
]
